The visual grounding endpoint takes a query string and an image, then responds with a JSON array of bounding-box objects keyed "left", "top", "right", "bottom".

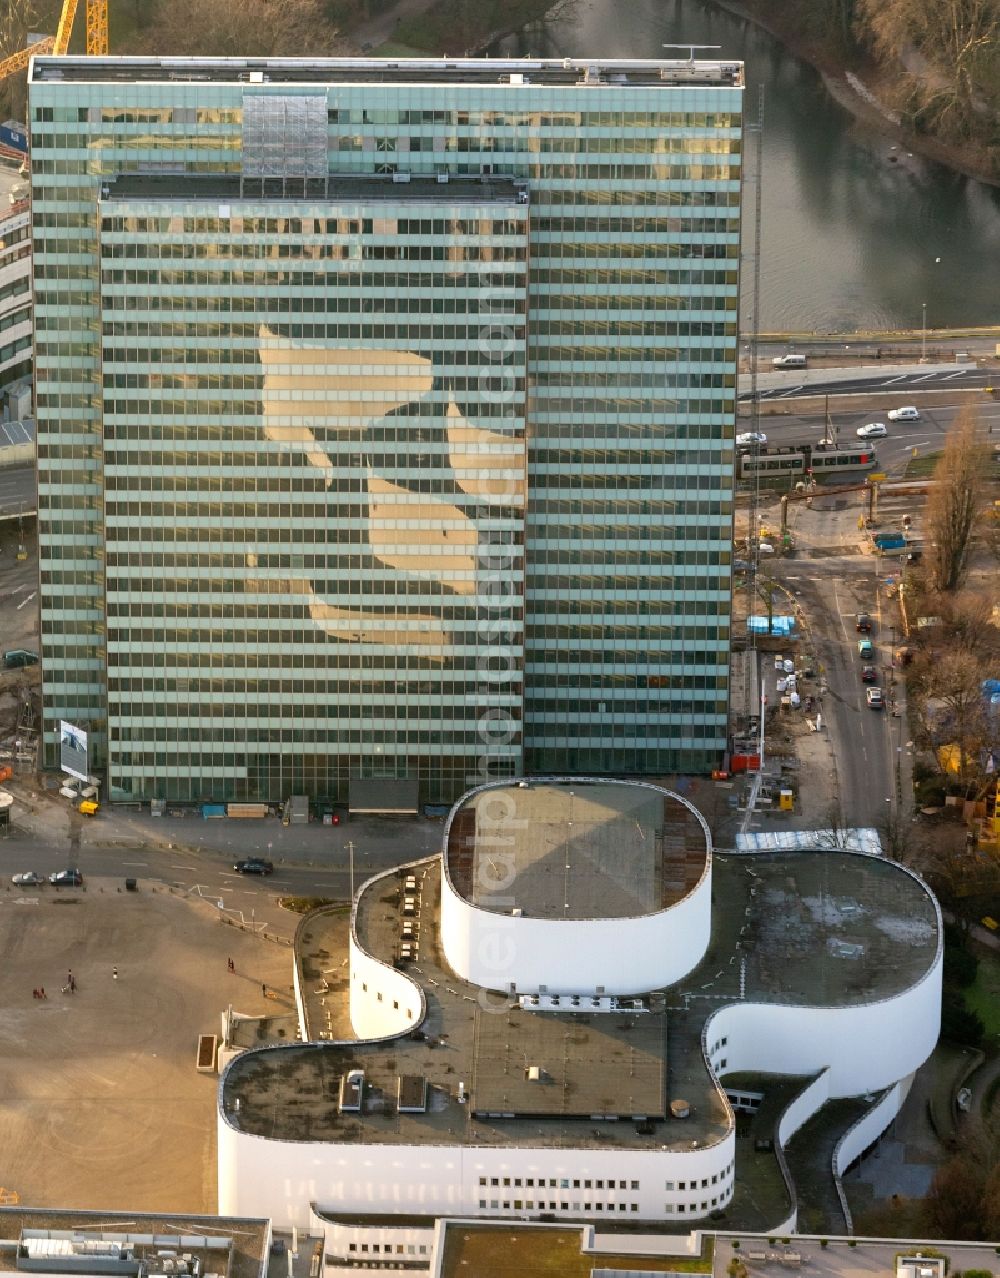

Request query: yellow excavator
[{"left": 0, "top": 0, "right": 108, "bottom": 88}]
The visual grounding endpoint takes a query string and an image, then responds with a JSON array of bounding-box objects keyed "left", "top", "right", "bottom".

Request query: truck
[{"left": 0, "top": 120, "right": 28, "bottom": 155}]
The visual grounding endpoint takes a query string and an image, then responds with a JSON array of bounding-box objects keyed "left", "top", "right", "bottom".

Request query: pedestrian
[
  {"left": 67, "top": 969, "right": 72, "bottom": 987},
  {"left": 32, "top": 988, "right": 38, "bottom": 999},
  {"left": 39, "top": 987, "right": 46, "bottom": 999},
  {"left": 112, "top": 966, "right": 118, "bottom": 981},
  {"left": 69, "top": 974, "right": 76, "bottom": 992},
  {"left": 228, "top": 957, "right": 235, "bottom": 973},
  {"left": 261, "top": 982, "right": 267, "bottom": 998}
]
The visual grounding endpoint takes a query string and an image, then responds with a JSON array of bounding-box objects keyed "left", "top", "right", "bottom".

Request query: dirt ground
[{"left": 0, "top": 881, "right": 294, "bottom": 1212}]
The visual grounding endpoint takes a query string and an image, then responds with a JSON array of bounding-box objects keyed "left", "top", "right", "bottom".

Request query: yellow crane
[{"left": 0, "top": 0, "right": 108, "bottom": 85}]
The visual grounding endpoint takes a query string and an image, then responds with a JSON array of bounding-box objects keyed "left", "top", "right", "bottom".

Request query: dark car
[
  {"left": 860, "top": 665, "right": 878, "bottom": 683},
  {"left": 855, "top": 613, "right": 873, "bottom": 633},
  {"left": 234, "top": 858, "right": 274, "bottom": 876},
  {"left": 49, "top": 869, "right": 83, "bottom": 886}
]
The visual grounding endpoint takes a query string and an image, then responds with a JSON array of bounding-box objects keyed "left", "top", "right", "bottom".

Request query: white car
[
  {"left": 857, "top": 422, "right": 887, "bottom": 439},
  {"left": 887, "top": 406, "right": 920, "bottom": 422},
  {"left": 758, "top": 542, "right": 775, "bottom": 555},
  {"left": 12, "top": 871, "right": 43, "bottom": 887},
  {"left": 736, "top": 431, "right": 767, "bottom": 447}
]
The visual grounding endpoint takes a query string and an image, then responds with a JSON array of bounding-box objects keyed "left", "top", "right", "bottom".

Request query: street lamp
[{"left": 921, "top": 301, "right": 927, "bottom": 363}]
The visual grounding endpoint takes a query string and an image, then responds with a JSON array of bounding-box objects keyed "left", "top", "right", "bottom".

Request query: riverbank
[
  {"left": 348, "top": 0, "right": 557, "bottom": 58},
  {"left": 706, "top": 0, "right": 1000, "bottom": 188}
]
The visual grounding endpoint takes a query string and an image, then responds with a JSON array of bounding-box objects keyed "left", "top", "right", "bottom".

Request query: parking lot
[{"left": 0, "top": 879, "right": 293, "bottom": 1212}]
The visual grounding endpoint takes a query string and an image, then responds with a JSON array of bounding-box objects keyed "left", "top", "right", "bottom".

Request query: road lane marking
[
  {"left": 122, "top": 861, "right": 148, "bottom": 867},
  {"left": 943, "top": 370, "right": 968, "bottom": 379},
  {"left": 16, "top": 591, "right": 36, "bottom": 610},
  {"left": 882, "top": 375, "right": 907, "bottom": 385}
]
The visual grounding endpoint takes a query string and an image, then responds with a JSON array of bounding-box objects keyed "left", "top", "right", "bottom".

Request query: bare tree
[
  {"left": 134, "top": 0, "right": 346, "bottom": 57},
  {"left": 856, "top": 0, "right": 1000, "bottom": 139},
  {"left": 926, "top": 406, "right": 990, "bottom": 593},
  {"left": 909, "top": 646, "right": 994, "bottom": 792}
]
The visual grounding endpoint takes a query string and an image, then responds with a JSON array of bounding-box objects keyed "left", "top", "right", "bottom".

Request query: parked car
[
  {"left": 736, "top": 431, "right": 767, "bottom": 447},
  {"left": 12, "top": 871, "right": 43, "bottom": 886},
  {"left": 772, "top": 353, "right": 807, "bottom": 368},
  {"left": 49, "top": 869, "right": 83, "bottom": 886},
  {"left": 857, "top": 422, "right": 888, "bottom": 439},
  {"left": 887, "top": 406, "right": 920, "bottom": 421},
  {"left": 855, "top": 613, "right": 873, "bottom": 633},
  {"left": 860, "top": 665, "right": 879, "bottom": 683},
  {"left": 234, "top": 858, "right": 274, "bottom": 876},
  {"left": 866, "top": 686, "right": 884, "bottom": 709},
  {"left": 3, "top": 648, "right": 38, "bottom": 668},
  {"left": 758, "top": 542, "right": 775, "bottom": 555},
  {"left": 858, "top": 638, "right": 874, "bottom": 658}
]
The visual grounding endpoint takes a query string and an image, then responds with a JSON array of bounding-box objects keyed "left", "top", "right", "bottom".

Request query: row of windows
[
  {"left": 479, "top": 1174, "right": 637, "bottom": 1189},
  {"left": 33, "top": 105, "right": 736, "bottom": 129},
  {"left": 326, "top": 108, "right": 737, "bottom": 129}
]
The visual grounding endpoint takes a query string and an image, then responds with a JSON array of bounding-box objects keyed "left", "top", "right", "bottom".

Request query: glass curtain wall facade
[{"left": 29, "top": 59, "right": 741, "bottom": 802}]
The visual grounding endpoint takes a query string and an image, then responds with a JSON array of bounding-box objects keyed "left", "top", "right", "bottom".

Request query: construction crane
[{"left": 0, "top": 0, "right": 108, "bottom": 86}]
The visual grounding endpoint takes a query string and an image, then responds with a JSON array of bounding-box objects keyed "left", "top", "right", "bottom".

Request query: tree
[
  {"left": 908, "top": 647, "right": 992, "bottom": 792},
  {"left": 925, "top": 407, "right": 990, "bottom": 593},
  {"left": 134, "top": 0, "right": 346, "bottom": 57},
  {"left": 922, "top": 1153, "right": 987, "bottom": 1238},
  {"left": 856, "top": 0, "right": 1000, "bottom": 141}
]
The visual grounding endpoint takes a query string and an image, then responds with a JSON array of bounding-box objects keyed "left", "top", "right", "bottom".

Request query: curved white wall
[
  {"left": 218, "top": 1104, "right": 734, "bottom": 1227},
  {"left": 707, "top": 942, "right": 941, "bottom": 1099},
  {"left": 439, "top": 866, "right": 712, "bottom": 995},
  {"left": 349, "top": 930, "right": 423, "bottom": 1039}
]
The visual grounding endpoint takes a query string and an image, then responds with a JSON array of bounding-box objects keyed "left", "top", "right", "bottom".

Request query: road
[
  {"left": 0, "top": 787, "right": 443, "bottom": 936},
  {"left": 741, "top": 365, "right": 994, "bottom": 401},
  {"left": 746, "top": 398, "right": 1000, "bottom": 476},
  {"left": 786, "top": 568, "right": 899, "bottom": 828}
]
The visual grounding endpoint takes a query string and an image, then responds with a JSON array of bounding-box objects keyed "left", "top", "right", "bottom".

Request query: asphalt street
[
  {"left": 741, "top": 365, "right": 994, "bottom": 401},
  {"left": 766, "top": 495, "right": 911, "bottom": 830},
  {"left": 0, "top": 793, "right": 443, "bottom": 936},
  {"left": 746, "top": 398, "right": 1000, "bottom": 476}
]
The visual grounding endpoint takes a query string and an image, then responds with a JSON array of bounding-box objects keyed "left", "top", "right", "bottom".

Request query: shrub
[
  {"left": 944, "top": 942, "right": 979, "bottom": 988},
  {"left": 941, "top": 990, "right": 986, "bottom": 1046},
  {"left": 820, "top": 1241, "right": 829, "bottom": 1249}
]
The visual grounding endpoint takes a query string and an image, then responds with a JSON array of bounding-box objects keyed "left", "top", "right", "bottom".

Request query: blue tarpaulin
[{"left": 747, "top": 615, "right": 797, "bottom": 636}]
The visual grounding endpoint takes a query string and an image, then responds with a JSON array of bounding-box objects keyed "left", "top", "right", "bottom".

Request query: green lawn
[
  {"left": 965, "top": 947, "right": 1000, "bottom": 1039},
  {"left": 441, "top": 1227, "right": 714, "bottom": 1278},
  {"left": 903, "top": 450, "right": 942, "bottom": 478}
]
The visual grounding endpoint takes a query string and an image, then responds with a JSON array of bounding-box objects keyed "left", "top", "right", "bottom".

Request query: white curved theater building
[{"left": 218, "top": 778, "right": 941, "bottom": 1242}]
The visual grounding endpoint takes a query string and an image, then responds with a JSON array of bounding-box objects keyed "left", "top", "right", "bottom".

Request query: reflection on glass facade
[{"left": 30, "top": 58, "right": 741, "bottom": 802}]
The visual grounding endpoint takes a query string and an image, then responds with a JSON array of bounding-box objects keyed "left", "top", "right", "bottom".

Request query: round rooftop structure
[{"left": 439, "top": 777, "right": 713, "bottom": 995}]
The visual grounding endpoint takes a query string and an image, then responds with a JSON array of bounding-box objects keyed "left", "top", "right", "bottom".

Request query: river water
[{"left": 493, "top": 0, "right": 1000, "bottom": 332}]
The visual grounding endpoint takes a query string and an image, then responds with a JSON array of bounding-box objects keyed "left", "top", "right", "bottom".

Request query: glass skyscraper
[{"left": 29, "top": 57, "right": 742, "bottom": 803}]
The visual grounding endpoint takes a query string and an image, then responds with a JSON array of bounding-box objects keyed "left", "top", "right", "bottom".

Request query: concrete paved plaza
[{"left": 0, "top": 879, "right": 294, "bottom": 1212}]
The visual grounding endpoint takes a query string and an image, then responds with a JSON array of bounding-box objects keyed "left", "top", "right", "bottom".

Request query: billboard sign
[{"left": 60, "top": 721, "right": 89, "bottom": 782}]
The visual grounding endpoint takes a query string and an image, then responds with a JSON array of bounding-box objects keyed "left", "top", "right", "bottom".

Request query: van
[
  {"left": 772, "top": 353, "right": 807, "bottom": 369},
  {"left": 3, "top": 649, "right": 38, "bottom": 668}
]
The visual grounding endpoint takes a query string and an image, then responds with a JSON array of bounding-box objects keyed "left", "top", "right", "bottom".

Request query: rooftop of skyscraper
[{"left": 31, "top": 55, "right": 744, "bottom": 89}]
